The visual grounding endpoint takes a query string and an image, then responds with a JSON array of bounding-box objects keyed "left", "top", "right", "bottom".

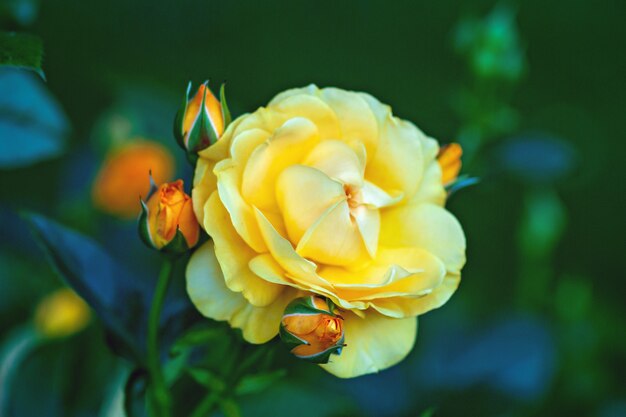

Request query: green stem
[{"left": 147, "top": 258, "right": 174, "bottom": 417}]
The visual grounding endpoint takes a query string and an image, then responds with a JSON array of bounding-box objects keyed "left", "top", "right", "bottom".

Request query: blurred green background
[{"left": 1, "top": 0, "right": 625, "bottom": 416}]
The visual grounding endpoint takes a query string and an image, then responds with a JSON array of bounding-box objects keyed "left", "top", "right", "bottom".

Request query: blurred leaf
[
  {"left": 497, "top": 132, "right": 577, "bottom": 184},
  {"left": 25, "top": 212, "right": 148, "bottom": 361},
  {"left": 518, "top": 188, "right": 567, "bottom": 260},
  {"left": 187, "top": 368, "right": 226, "bottom": 393},
  {"left": 0, "top": 0, "right": 39, "bottom": 26},
  {"left": 0, "top": 68, "right": 69, "bottom": 168},
  {"left": 24, "top": 212, "right": 202, "bottom": 364},
  {"left": 0, "top": 32, "right": 43, "bottom": 77},
  {"left": 219, "top": 398, "right": 241, "bottom": 417},
  {"left": 419, "top": 407, "right": 436, "bottom": 417},
  {"left": 235, "top": 369, "right": 287, "bottom": 396},
  {"left": 170, "top": 325, "right": 222, "bottom": 355}
]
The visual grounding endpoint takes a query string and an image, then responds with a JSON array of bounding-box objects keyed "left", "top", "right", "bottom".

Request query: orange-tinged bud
[
  {"left": 34, "top": 288, "right": 90, "bottom": 338},
  {"left": 174, "top": 81, "right": 231, "bottom": 156},
  {"left": 438, "top": 143, "right": 463, "bottom": 186},
  {"left": 279, "top": 296, "right": 345, "bottom": 364},
  {"left": 92, "top": 140, "right": 174, "bottom": 218},
  {"left": 139, "top": 179, "right": 199, "bottom": 253}
]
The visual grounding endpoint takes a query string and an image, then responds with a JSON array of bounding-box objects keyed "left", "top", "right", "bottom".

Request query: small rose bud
[
  {"left": 438, "top": 142, "right": 463, "bottom": 186},
  {"left": 139, "top": 179, "right": 199, "bottom": 253},
  {"left": 173, "top": 81, "right": 231, "bottom": 155},
  {"left": 279, "top": 296, "right": 345, "bottom": 364},
  {"left": 34, "top": 288, "right": 91, "bottom": 338}
]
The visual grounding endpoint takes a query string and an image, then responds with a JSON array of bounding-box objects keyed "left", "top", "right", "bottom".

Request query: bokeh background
[{"left": 1, "top": 0, "right": 625, "bottom": 416}]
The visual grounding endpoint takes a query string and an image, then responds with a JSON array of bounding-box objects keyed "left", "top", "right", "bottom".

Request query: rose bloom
[
  {"left": 92, "top": 140, "right": 174, "bottom": 218},
  {"left": 187, "top": 85, "right": 466, "bottom": 378}
]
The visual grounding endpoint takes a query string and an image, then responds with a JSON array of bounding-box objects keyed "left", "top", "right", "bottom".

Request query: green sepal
[
  {"left": 185, "top": 81, "right": 219, "bottom": 153},
  {"left": 278, "top": 321, "right": 309, "bottom": 350},
  {"left": 161, "top": 228, "right": 190, "bottom": 255},
  {"left": 220, "top": 83, "right": 232, "bottom": 128},
  {"left": 283, "top": 296, "right": 336, "bottom": 317},
  {"left": 446, "top": 174, "right": 479, "bottom": 196},
  {"left": 173, "top": 81, "right": 192, "bottom": 149},
  {"left": 295, "top": 335, "right": 345, "bottom": 364},
  {"left": 138, "top": 198, "right": 156, "bottom": 249}
]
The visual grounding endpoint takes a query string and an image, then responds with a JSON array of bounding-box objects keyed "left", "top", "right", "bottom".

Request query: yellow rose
[{"left": 187, "top": 85, "right": 466, "bottom": 378}]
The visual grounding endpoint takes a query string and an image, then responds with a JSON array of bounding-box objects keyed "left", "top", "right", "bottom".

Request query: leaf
[
  {"left": 419, "top": 407, "right": 436, "bottom": 417},
  {"left": 187, "top": 368, "right": 226, "bottom": 393},
  {"left": 0, "top": 68, "right": 69, "bottom": 168},
  {"left": 219, "top": 398, "right": 241, "bottom": 417},
  {"left": 234, "top": 369, "right": 287, "bottom": 396},
  {"left": 0, "top": 32, "right": 44, "bottom": 77},
  {"left": 24, "top": 212, "right": 203, "bottom": 364},
  {"left": 24, "top": 212, "right": 148, "bottom": 362}
]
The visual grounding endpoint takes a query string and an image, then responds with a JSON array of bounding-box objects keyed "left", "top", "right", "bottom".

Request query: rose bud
[
  {"left": 139, "top": 179, "right": 199, "bottom": 253},
  {"left": 279, "top": 296, "right": 345, "bottom": 364},
  {"left": 173, "top": 81, "right": 231, "bottom": 156},
  {"left": 437, "top": 142, "right": 463, "bottom": 186},
  {"left": 34, "top": 288, "right": 90, "bottom": 338}
]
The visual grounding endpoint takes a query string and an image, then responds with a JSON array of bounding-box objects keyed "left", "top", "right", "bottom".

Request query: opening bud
[
  {"left": 139, "top": 177, "right": 199, "bottom": 254},
  {"left": 279, "top": 296, "right": 345, "bottom": 364}
]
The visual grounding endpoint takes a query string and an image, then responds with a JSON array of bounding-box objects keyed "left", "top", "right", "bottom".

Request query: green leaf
[
  {"left": 0, "top": 68, "right": 69, "bottom": 168},
  {"left": 235, "top": 369, "right": 286, "bottom": 396},
  {"left": 170, "top": 326, "right": 222, "bottom": 355},
  {"left": 219, "top": 398, "right": 241, "bottom": 417},
  {"left": 0, "top": 32, "right": 44, "bottom": 77},
  {"left": 187, "top": 368, "right": 226, "bottom": 392},
  {"left": 419, "top": 407, "right": 436, "bottom": 417},
  {"left": 24, "top": 212, "right": 204, "bottom": 363}
]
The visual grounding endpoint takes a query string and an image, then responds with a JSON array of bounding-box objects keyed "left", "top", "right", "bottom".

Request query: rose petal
[
  {"left": 320, "top": 311, "right": 417, "bottom": 378},
  {"left": 380, "top": 203, "right": 466, "bottom": 274},
  {"left": 203, "top": 192, "right": 282, "bottom": 306}
]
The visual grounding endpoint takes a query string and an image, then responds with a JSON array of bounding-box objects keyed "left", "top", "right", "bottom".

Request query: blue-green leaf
[{"left": 0, "top": 68, "right": 69, "bottom": 168}]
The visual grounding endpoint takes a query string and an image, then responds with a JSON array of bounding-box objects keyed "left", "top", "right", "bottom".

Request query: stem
[{"left": 147, "top": 258, "right": 174, "bottom": 417}]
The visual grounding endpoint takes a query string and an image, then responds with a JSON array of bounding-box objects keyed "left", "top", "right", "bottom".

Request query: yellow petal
[
  {"left": 276, "top": 164, "right": 345, "bottom": 243},
  {"left": 351, "top": 204, "right": 380, "bottom": 258},
  {"left": 192, "top": 158, "right": 215, "bottom": 228},
  {"left": 241, "top": 117, "right": 321, "bottom": 211},
  {"left": 369, "top": 272, "right": 461, "bottom": 317},
  {"left": 215, "top": 160, "right": 267, "bottom": 253},
  {"left": 319, "top": 247, "right": 445, "bottom": 302},
  {"left": 203, "top": 192, "right": 282, "bottom": 306},
  {"left": 252, "top": 207, "right": 331, "bottom": 289},
  {"left": 380, "top": 203, "right": 466, "bottom": 274},
  {"left": 409, "top": 159, "right": 446, "bottom": 206},
  {"left": 296, "top": 200, "right": 370, "bottom": 267},
  {"left": 302, "top": 139, "right": 364, "bottom": 185},
  {"left": 320, "top": 311, "right": 417, "bottom": 378},
  {"left": 365, "top": 115, "right": 426, "bottom": 201},
  {"left": 269, "top": 92, "right": 341, "bottom": 140},
  {"left": 361, "top": 181, "right": 403, "bottom": 208},
  {"left": 187, "top": 240, "right": 295, "bottom": 343},
  {"left": 319, "top": 88, "right": 379, "bottom": 160},
  {"left": 187, "top": 240, "right": 248, "bottom": 321}
]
